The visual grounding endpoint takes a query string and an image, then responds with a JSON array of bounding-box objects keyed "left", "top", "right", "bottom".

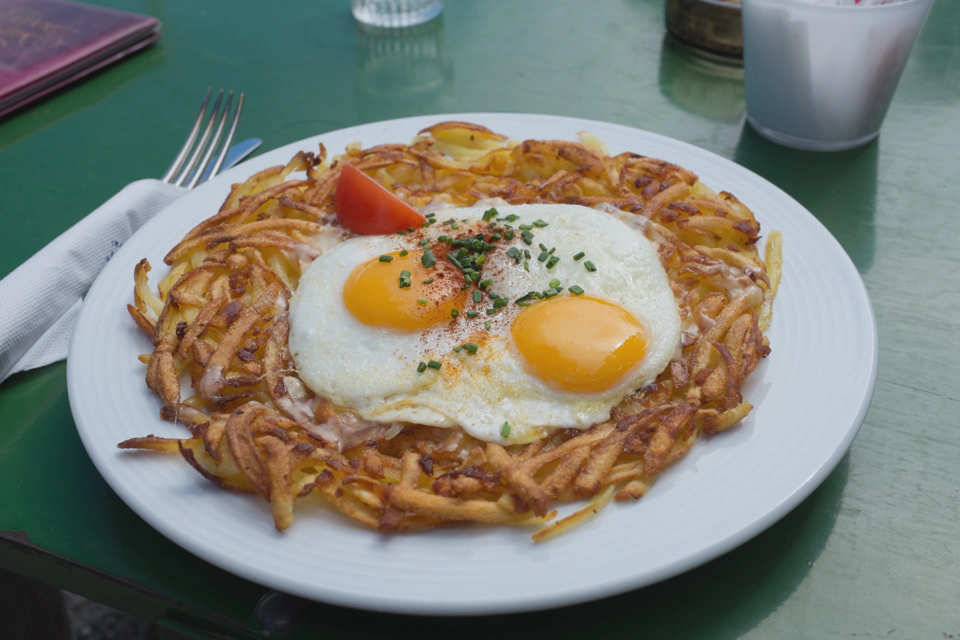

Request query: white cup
[{"left": 742, "top": 0, "right": 935, "bottom": 151}]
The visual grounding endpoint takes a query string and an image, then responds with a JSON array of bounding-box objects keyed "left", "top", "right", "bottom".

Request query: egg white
[{"left": 289, "top": 204, "right": 681, "bottom": 444}]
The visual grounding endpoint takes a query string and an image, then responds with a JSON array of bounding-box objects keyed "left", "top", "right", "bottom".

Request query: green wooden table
[{"left": 2, "top": 1, "right": 958, "bottom": 637}]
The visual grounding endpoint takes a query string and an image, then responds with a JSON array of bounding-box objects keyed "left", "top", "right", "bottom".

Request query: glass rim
[{"left": 742, "top": 0, "right": 932, "bottom": 11}]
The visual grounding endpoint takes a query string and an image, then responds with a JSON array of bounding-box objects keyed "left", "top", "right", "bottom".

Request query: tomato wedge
[{"left": 334, "top": 164, "right": 425, "bottom": 235}]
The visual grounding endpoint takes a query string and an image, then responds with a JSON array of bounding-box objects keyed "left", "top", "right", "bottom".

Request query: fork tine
[
  {"left": 205, "top": 93, "right": 245, "bottom": 183},
  {"left": 161, "top": 88, "right": 211, "bottom": 183},
  {"left": 186, "top": 91, "right": 234, "bottom": 189},
  {"left": 174, "top": 89, "right": 223, "bottom": 187}
]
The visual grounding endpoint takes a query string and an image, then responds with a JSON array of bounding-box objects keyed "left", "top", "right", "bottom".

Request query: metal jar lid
[{"left": 665, "top": 0, "right": 743, "bottom": 59}]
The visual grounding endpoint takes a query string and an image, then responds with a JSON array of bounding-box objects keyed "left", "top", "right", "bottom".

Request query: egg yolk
[
  {"left": 511, "top": 296, "right": 648, "bottom": 393},
  {"left": 344, "top": 251, "right": 467, "bottom": 331}
]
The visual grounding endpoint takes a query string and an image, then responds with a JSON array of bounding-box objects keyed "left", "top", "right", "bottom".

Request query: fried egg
[{"left": 289, "top": 204, "right": 681, "bottom": 444}]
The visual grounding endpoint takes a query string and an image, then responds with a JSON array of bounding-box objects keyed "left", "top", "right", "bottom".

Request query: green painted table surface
[{"left": 2, "top": 1, "right": 958, "bottom": 637}]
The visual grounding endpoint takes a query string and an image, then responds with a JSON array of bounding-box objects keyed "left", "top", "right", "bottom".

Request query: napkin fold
[{"left": 0, "top": 179, "right": 185, "bottom": 382}]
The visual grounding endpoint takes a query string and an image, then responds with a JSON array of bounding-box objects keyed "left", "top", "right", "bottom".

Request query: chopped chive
[
  {"left": 453, "top": 346, "right": 463, "bottom": 353},
  {"left": 549, "top": 278, "right": 561, "bottom": 289},
  {"left": 569, "top": 285, "right": 585, "bottom": 295},
  {"left": 533, "top": 219, "right": 548, "bottom": 228},
  {"left": 379, "top": 255, "right": 393, "bottom": 262},
  {"left": 484, "top": 320, "right": 492, "bottom": 330},
  {"left": 507, "top": 214, "right": 519, "bottom": 222},
  {"left": 419, "top": 238, "right": 429, "bottom": 247},
  {"left": 523, "top": 260, "right": 530, "bottom": 272},
  {"left": 425, "top": 211, "right": 436, "bottom": 218},
  {"left": 493, "top": 298, "right": 507, "bottom": 309},
  {"left": 482, "top": 208, "right": 498, "bottom": 221},
  {"left": 480, "top": 279, "right": 493, "bottom": 289},
  {"left": 447, "top": 254, "right": 463, "bottom": 269},
  {"left": 504, "top": 230, "right": 516, "bottom": 241},
  {"left": 537, "top": 251, "right": 549, "bottom": 262},
  {"left": 544, "top": 288, "right": 559, "bottom": 298},
  {"left": 500, "top": 422, "right": 511, "bottom": 437},
  {"left": 573, "top": 251, "right": 585, "bottom": 261},
  {"left": 548, "top": 247, "right": 556, "bottom": 255},
  {"left": 490, "top": 233, "right": 501, "bottom": 241},
  {"left": 506, "top": 247, "right": 521, "bottom": 260},
  {"left": 464, "top": 342, "right": 479, "bottom": 354},
  {"left": 427, "top": 360, "right": 442, "bottom": 370},
  {"left": 486, "top": 308, "right": 497, "bottom": 315},
  {"left": 417, "top": 297, "right": 428, "bottom": 305},
  {"left": 516, "top": 300, "right": 532, "bottom": 306},
  {"left": 475, "top": 254, "right": 486, "bottom": 266},
  {"left": 584, "top": 260, "right": 597, "bottom": 272},
  {"left": 523, "top": 249, "right": 531, "bottom": 259},
  {"left": 399, "top": 249, "right": 409, "bottom": 257},
  {"left": 519, "top": 224, "right": 532, "bottom": 231},
  {"left": 423, "top": 278, "right": 434, "bottom": 284},
  {"left": 451, "top": 308, "right": 459, "bottom": 318},
  {"left": 546, "top": 255, "right": 560, "bottom": 269},
  {"left": 407, "top": 226, "right": 414, "bottom": 232},
  {"left": 539, "top": 243, "right": 548, "bottom": 252},
  {"left": 396, "top": 230, "right": 407, "bottom": 235},
  {"left": 466, "top": 311, "right": 479, "bottom": 318},
  {"left": 422, "top": 220, "right": 430, "bottom": 228},
  {"left": 473, "top": 290, "right": 482, "bottom": 302},
  {"left": 421, "top": 250, "right": 437, "bottom": 268},
  {"left": 417, "top": 362, "right": 427, "bottom": 373},
  {"left": 451, "top": 222, "right": 459, "bottom": 230}
]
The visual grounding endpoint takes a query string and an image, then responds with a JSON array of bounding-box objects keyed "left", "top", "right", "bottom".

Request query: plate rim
[{"left": 68, "top": 112, "right": 878, "bottom": 615}]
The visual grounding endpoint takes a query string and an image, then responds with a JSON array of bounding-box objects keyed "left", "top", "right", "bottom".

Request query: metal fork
[{"left": 161, "top": 88, "right": 245, "bottom": 189}]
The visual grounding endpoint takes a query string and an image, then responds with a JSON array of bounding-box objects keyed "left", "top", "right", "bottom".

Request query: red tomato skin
[{"left": 334, "top": 165, "right": 425, "bottom": 234}]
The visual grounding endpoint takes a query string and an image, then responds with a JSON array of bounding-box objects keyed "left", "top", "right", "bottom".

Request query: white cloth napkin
[{"left": 0, "top": 179, "right": 186, "bottom": 382}]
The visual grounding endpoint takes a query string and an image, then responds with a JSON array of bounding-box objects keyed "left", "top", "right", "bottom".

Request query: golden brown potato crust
[{"left": 121, "top": 123, "right": 780, "bottom": 540}]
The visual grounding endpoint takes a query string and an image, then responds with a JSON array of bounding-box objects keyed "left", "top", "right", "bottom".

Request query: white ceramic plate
[{"left": 68, "top": 114, "right": 877, "bottom": 615}]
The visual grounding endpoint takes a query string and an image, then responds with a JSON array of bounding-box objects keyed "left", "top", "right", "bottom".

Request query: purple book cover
[{"left": 0, "top": 0, "right": 159, "bottom": 103}]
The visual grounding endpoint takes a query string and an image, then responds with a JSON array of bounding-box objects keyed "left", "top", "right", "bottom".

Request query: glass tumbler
[
  {"left": 351, "top": 0, "right": 443, "bottom": 28},
  {"left": 742, "top": 0, "right": 935, "bottom": 151}
]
